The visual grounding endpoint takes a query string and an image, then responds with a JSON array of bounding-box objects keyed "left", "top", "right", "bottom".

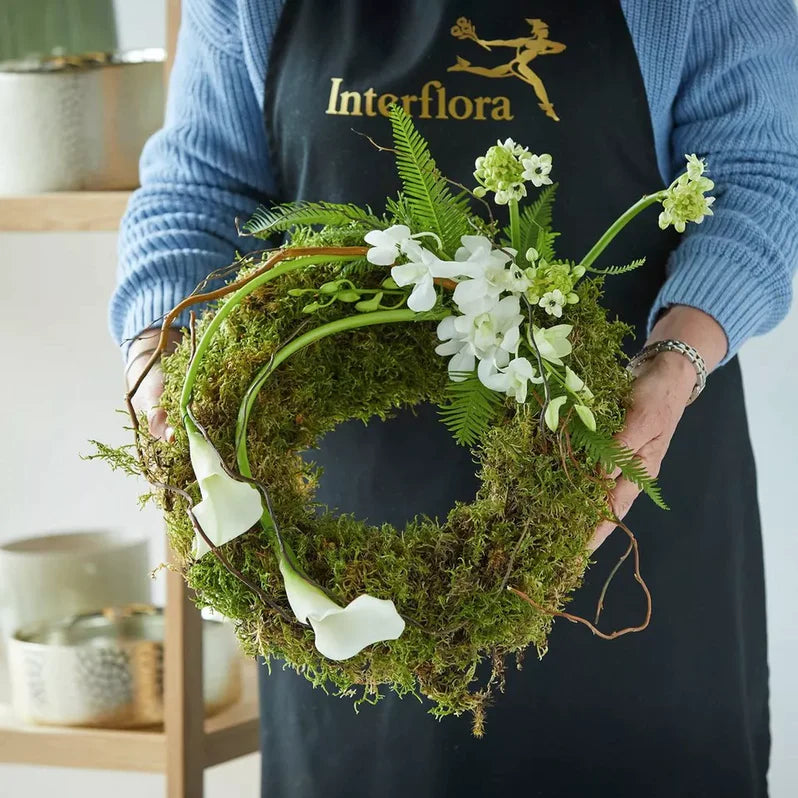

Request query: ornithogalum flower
[
  {"left": 187, "top": 427, "right": 264, "bottom": 559},
  {"left": 279, "top": 557, "right": 405, "bottom": 661}
]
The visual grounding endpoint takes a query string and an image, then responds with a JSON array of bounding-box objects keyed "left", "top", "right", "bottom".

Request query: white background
[{"left": 0, "top": 1, "right": 795, "bottom": 796}]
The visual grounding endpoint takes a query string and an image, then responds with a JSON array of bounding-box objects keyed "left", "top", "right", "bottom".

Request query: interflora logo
[{"left": 325, "top": 16, "right": 565, "bottom": 123}]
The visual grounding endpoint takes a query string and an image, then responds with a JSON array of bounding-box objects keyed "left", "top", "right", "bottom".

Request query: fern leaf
[
  {"left": 569, "top": 419, "right": 668, "bottom": 510},
  {"left": 242, "top": 201, "right": 380, "bottom": 238},
  {"left": 500, "top": 183, "right": 559, "bottom": 254},
  {"left": 389, "top": 106, "right": 472, "bottom": 254},
  {"left": 585, "top": 257, "right": 646, "bottom": 276},
  {"left": 534, "top": 227, "right": 559, "bottom": 262},
  {"left": 438, "top": 372, "right": 504, "bottom": 447}
]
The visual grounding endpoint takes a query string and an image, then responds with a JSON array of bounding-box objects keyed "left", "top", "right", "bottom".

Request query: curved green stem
[
  {"left": 508, "top": 199, "right": 521, "bottom": 253},
  {"left": 578, "top": 190, "right": 666, "bottom": 272},
  {"left": 234, "top": 308, "right": 446, "bottom": 479},
  {"left": 179, "top": 254, "right": 354, "bottom": 423}
]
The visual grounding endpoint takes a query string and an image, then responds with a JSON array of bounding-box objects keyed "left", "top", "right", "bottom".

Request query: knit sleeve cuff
[
  {"left": 646, "top": 232, "right": 789, "bottom": 366},
  {"left": 117, "top": 276, "right": 205, "bottom": 359}
]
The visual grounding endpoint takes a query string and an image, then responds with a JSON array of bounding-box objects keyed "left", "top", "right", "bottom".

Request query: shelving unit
[
  {"left": 0, "top": 2, "right": 260, "bottom": 796},
  {"left": 0, "top": 191, "right": 131, "bottom": 232}
]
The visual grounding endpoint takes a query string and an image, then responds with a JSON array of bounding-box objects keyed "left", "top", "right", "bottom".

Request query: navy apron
[{"left": 258, "top": 3, "right": 770, "bottom": 796}]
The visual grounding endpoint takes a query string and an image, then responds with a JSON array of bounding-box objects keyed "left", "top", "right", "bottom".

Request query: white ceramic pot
[
  {"left": 8, "top": 607, "right": 242, "bottom": 727},
  {"left": 0, "top": 529, "right": 151, "bottom": 646},
  {"left": 0, "top": 49, "right": 165, "bottom": 194}
]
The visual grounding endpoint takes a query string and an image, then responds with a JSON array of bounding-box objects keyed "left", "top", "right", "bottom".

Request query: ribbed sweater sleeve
[
  {"left": 108, "top": 0, "right": 280, "bottom": 352},
  {"left": 645, "top": 0, "right": 798, "bottom": 362}
]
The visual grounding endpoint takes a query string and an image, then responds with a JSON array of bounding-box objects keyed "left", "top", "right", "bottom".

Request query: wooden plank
[
  {"left": 203, "top": 663, "right": 260, "bottom": 768},
  {"left": 0, "top": 709, "right": 165, "bottom": 772},
  {"left": 0, "top": 192, "right": 131, "bottom": 232},
  {"left": 164, "top": 560, "right": 205, "bottom": 798},
  {"left": 165, "top": 0, "right": 182, "bottom": 80}
]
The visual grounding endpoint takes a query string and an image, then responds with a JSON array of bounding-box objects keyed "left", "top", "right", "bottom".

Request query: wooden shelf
[
  {"left": 0, "top": 659, "right": 259, "bottom": 772},
  {"left": 0, "top": 191, "right": 132, "bottom": 232}
]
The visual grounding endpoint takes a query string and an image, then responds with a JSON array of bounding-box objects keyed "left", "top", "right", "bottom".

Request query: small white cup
[{"left": 0, "top": 529, "right": 151, "bottom": 647}]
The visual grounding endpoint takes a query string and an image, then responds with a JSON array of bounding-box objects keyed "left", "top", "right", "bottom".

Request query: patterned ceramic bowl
[{"left": 7, "top": 605, "right": 241, "bottom": 728}]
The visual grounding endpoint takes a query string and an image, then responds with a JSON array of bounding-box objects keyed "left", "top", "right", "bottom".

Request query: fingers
[
  {"left": 588, "top": 437, "right": 667, "bottom": 552},
  {"left": 147, "top": 407, "right": 175, "bottom": 443},
  {"left": 126, "top": 328, "right": 181, "bottom": 444}
]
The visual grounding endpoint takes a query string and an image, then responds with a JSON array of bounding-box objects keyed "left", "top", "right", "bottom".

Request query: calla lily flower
[
  {"left": 279, "top": 557, "right": 405, "bottom": 661},
  {"left": 187, "top": 427, "right": 264, "bottom": 559}
]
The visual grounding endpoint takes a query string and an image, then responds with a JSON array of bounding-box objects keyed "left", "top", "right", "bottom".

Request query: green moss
[{"left": 130, "top": 263, "right": 632, "bottom": 728}]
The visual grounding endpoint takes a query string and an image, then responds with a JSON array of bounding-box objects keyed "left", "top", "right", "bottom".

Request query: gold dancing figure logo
[{"left": 448, "top": 17, "right": 566, "bottom": 121}]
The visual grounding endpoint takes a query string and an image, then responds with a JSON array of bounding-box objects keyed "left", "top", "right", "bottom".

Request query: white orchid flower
[
  {"left": 391, "top": 246, "right": 464, "bottom": 312},
  {"left": 436, "top": 296, "right": 523, "bottom": 380},
  {"left": 480, "top": 357, "right": 542, "bottom": 403},
  {"left": 187, "top": 427, "right": 264, "bottom": 559},
  {"left": 531, "top": 324, "right": 573, "bottom": 366},
  {"left": 364, "top": 225, "right": 421, "bottom": 266},
  {"left": 452, "top": 241, "right": 527, "bottom": 316},
  {"left": 279, "top": 557, "right": 405, "bottom": 661}
]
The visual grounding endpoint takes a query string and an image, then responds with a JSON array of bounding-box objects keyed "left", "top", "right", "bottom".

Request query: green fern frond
[
  {"left": 385, "top": 192, "right": 414, "bottom": 227},
  {"left": 584, "top": 257, "right": 646, "bottom": 276},
  {"left": 569, "top": 419, "right": 668, "bottom": 510},
  {"left": 242, "top": 201, "right": 380, "bottom": 238},
  {"left": 389, "top": 106, "right": 472, "bottom": 254},
  {"left": 500, "top": 183, "right": 559, "bottom": 255},
  {"left": 534, "top": 227, "right": 559, "bottom": 262},
  {"left": 438, "top": 372, "right": 504, "bottom": 447}
]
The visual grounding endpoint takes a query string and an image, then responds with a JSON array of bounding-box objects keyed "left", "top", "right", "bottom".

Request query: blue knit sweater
[{"left": 110, "top": 0, "right": 798, "bottom": 364}]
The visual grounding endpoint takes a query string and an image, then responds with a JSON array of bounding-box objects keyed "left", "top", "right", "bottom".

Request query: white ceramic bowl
[
  {"left": 0, "top": 529, "right": 151, "bottom": 646},
  {"left": 0, "top": 49, "right": 165, "bottom": 194},
  {"left": 8, "top": 606, "right": 242, "bottom": 728}
]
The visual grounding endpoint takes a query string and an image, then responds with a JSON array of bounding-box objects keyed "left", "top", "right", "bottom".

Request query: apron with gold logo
[{"left": 257, "top": 3, "right": 770, "bottom": 796}]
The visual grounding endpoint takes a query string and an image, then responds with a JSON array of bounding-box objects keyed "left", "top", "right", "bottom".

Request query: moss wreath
[{"left": 110, "top": 108, "right": 714, "bottom": 733}]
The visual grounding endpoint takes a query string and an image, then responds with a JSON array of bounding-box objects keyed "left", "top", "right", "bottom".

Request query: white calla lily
[
  {"left": 531, "top": 324, "right": 573, "bottom": 366},
  {"left": 187, "top": 427, "right": 264, "bottom": 559},
  {"left": 279, "top": 557, "right": 405, "bottom": 661}
]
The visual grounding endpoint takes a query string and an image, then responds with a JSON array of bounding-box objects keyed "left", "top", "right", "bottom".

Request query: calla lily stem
[{"left": 578, "top": 190, "right": 667, "bottom": 272}]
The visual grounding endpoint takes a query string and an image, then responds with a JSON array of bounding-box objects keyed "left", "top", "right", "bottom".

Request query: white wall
[{"left": 0, "top": 232, "right": 259, "bottom": 797}]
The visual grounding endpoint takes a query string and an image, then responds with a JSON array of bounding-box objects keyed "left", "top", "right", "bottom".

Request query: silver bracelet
[{"left": 627, "top": 339, "right": 707, "bottom": 405}]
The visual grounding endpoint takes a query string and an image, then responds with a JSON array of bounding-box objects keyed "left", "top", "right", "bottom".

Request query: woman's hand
[
  {"left": 588, "top": 305, "right": 728, "bottom": 551},
  {"left": 125, "top": 328, "right": 181, "bottom": 443}
]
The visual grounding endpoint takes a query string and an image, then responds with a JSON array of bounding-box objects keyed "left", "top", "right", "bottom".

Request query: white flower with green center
[
  {"left": 539, "top": 289, "right": 566, "bottom": 317},
  {"left": 473, "top": 138, "right": 532, "bottom": 205},
  {"left": 531, "top": 323, "right": 573, "bottom": 365},
  {"left": 658, "top": 155, "right": 715, "bottom": 233},
  {"left": 279, "top": 557, "right": 405, "bottom": 661},
  {"left": 480, "top": 357, "right": 542, "bottom": 403},
  {"left": 186, "top": 427, "right": 264, "bottom": 559},
  {"left": 391, "top": 246, "right": 464, "bottom": 312},
  {"left": 364, "top": 224, "right": 421, "bottom": 266},
  {"left": 521, "top": 153, "right": 553, "bottom": 187},
  {"left": 435, "top": 295, "right": 523, "bottom": 379}
]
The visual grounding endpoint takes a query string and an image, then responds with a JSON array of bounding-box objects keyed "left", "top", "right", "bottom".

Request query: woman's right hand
[{"left": 125, "top": 328, "right": 181, "bottom": 442}]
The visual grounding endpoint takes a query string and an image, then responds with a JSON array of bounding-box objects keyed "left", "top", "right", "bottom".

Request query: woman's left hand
[{"left": 588, "top": 304, "right": 728, "bottom": 552}]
